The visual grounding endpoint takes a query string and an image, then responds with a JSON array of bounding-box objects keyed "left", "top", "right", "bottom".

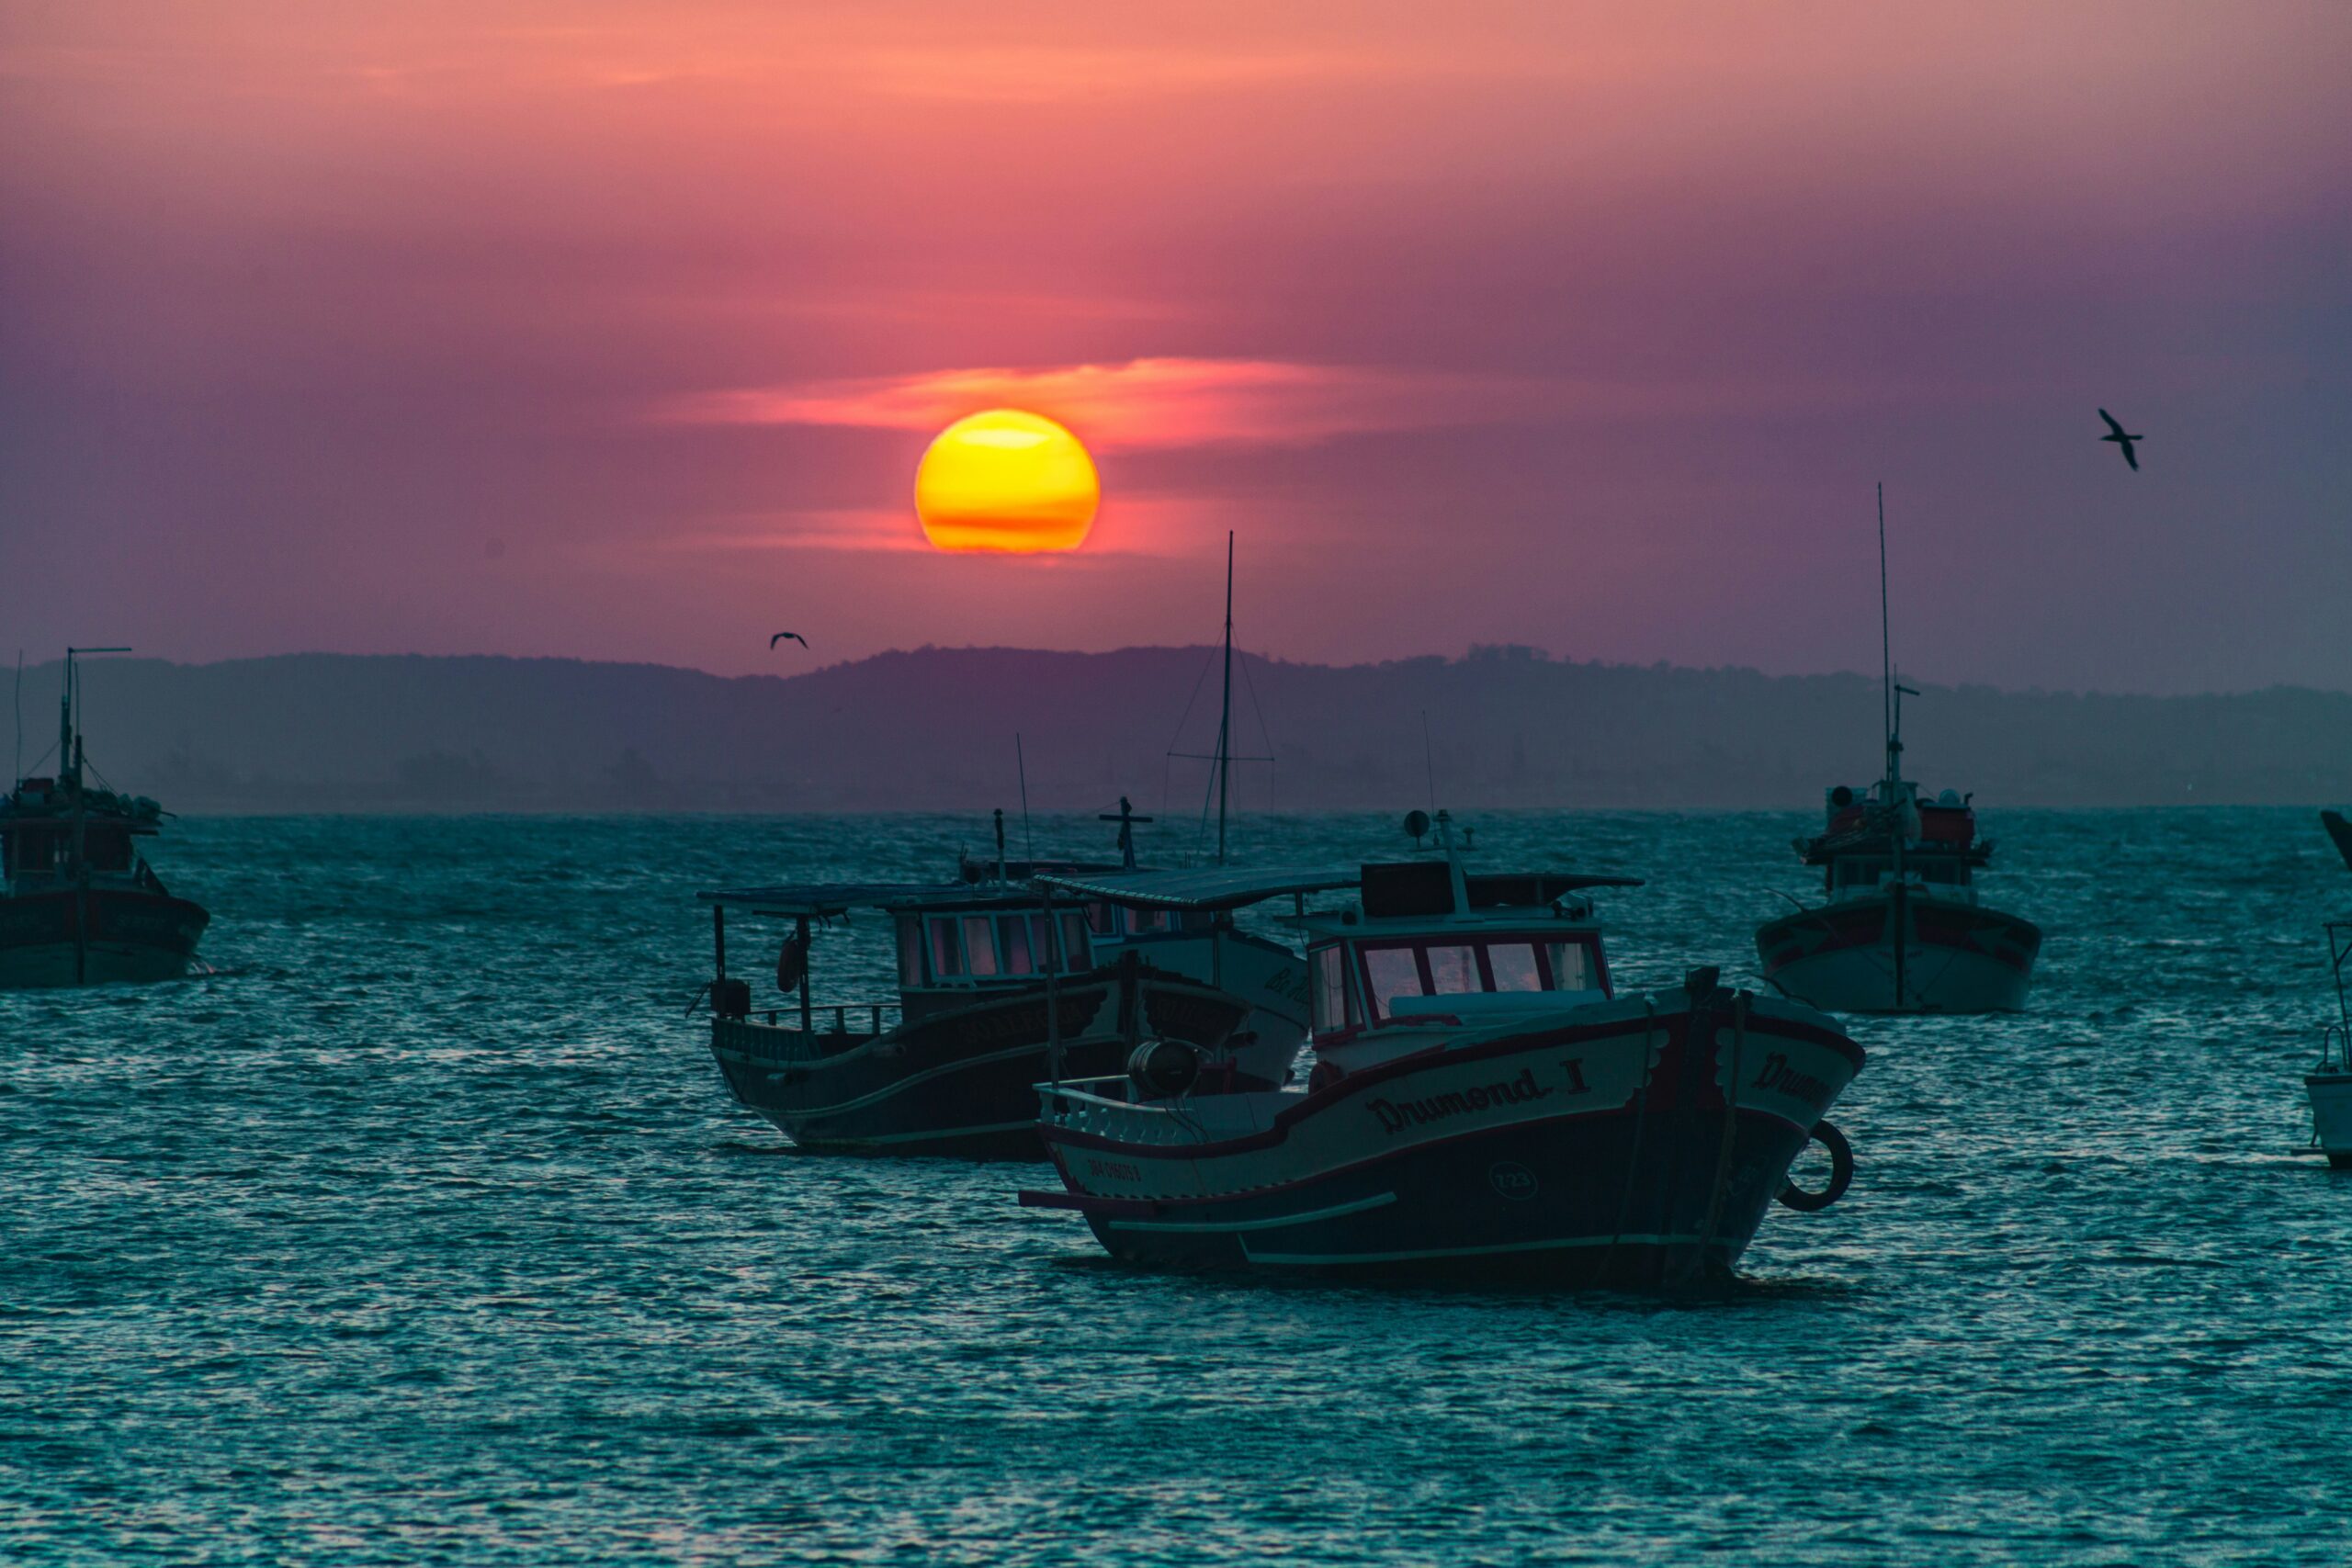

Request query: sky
[{"left": 3, "top": 2, "right": 2347, "bottom": 693}]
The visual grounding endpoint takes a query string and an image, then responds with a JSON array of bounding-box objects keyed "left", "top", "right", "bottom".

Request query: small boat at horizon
[
  {"left": 1022, "top": 812, "right": 1864, "bottom": 1288},
  {"left": 1, "top": 648, "right": 209, "bottom": 987}
]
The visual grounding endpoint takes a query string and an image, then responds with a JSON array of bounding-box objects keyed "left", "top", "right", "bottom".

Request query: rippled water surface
[{"left": 6, "top": 809, "right": 2351, "bottom": 1564}]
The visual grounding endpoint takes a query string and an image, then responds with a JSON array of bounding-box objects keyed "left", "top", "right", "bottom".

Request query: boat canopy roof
[
  {"left": 1031, "top": 864, "right": 1362, "bottom": 911},
  {"left": 699, "top": 880, "right": 1042, "bottom": 916},
  {"left": 701, "top": 856, "right": 1126, "bottom": 917}
]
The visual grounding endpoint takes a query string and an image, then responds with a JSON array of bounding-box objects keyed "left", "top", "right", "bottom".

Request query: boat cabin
[
  {"left": 3, "top": 775, "right": 167, "bottom": 895},
  {"left": 1803, "top": 781, "right": 1992, "bottom": 900},
  {"left": 1299, "top": 861, "right": 1627, "bottom": 1044}
]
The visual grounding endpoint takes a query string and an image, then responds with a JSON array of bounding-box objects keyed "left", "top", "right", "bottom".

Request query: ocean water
[{"left": 5, "top": 808, "right": 2350, "bottom": 1565}]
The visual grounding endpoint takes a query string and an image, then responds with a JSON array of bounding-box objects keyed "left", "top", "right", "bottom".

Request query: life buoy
[
  {"left": 776, "top": 933, "right": 808, "bottom": 993},
  {"left": 1777, "top": 1120, "right": 1853, "bottom": 1212}
]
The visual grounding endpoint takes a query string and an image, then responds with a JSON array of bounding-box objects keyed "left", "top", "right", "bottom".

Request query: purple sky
[{"left": 4, "top": 3, "right": 2347, "bottom": 692}]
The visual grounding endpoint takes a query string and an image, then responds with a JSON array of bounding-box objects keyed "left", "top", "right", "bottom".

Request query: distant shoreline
[{"left": 17, "top": 649, "right": 2352, "bottom": 812}]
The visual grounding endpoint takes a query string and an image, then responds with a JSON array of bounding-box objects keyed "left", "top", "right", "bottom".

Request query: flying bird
[
  {"left": 770, "top": 632, "right": 808, "bottom": 649},
  {"left": 2098, "top": 409, "right": 2144, "bottom": 471}
]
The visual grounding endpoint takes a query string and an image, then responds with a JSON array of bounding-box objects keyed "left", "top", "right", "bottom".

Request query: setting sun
[{"left": 913, "top": 410, "right": 1099, "bottom": 553}]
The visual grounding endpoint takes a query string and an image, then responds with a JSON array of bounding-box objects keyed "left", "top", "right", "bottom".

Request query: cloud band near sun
[{"left": 659, "top": 356, "right": 1548, "bottom": 451}]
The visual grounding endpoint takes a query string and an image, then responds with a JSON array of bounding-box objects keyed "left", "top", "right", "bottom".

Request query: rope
[
  {"left": 1697, "top": 991, "right": 1751, "bottom": 1265},
  {"left": 1600, "top": 999, "right": 1659, "bottom": 1278}
]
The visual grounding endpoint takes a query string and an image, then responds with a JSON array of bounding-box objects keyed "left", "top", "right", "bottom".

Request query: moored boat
[
  {"left": 1022, "top": 814, "right": 1865, "bottom": 1287},
  {"left": 1, "top": 649, "right": 209, "bottom": 988},
  {"left": 1754, "top": 489, "right": 2039, "bottom": 1013},
  {"left": 2321, "top": 810, "right": 2352, "bottom": 873},
  {"left": 697, "top": 809, "right": 1316, "bottom": 1159},
  {"left": 1755, "top": 773, "right": 2041, "bottom": 1013},
  {"left": 2303, "top": 920, "right": 2352, "bottom": 1168}
]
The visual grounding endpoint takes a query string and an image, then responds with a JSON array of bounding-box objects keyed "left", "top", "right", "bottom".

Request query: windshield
[{"left": 1357, "top": 933, "right": 1606, "bottom": 1019}]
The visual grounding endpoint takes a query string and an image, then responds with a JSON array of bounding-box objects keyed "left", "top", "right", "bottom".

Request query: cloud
[{"left": 659, "top": 356, "right": 1555, "bottom": 451}]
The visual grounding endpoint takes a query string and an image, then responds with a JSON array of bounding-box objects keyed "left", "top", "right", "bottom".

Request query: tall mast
[
  {"left": 1876, "top": 487, "right": 1911, "bottom": 1009},
  {"left": 1878, "top": 482, "right": 1896, "bottom": 789},
  {"left": 1215, "top": 530, "right": 1234, "bottom": 865}
]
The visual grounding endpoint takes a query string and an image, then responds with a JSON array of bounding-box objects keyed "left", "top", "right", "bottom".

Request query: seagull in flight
[
  {"left": 770, "top": 631, "right": 808, "bottom": 649},
  {"left": 2098, "top": 409, "right": 2144, "bottom": 471}
]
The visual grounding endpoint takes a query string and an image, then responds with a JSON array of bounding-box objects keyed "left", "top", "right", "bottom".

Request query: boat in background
[
  {"left": 2321, "top": 810, "right": 2352, "bottom": 872},
  {"left": 1, "top": 648, "right": 209, "bottom": 987},
  {"left": 697, "top": 806, "right": 1313, "bottom": 1159},
  {"left": 1023, "top": 813, "right": 1864, "bottom": 1288},
  {"left": 1756, "top": 762, "right": 2041, "bottom": 1013},
  {"left": 1754, "top": 490, "right": 2039, "bottom": 1013},
  {"left": 2303, "top": 910, "right": 2352, "bottom": 1167}
]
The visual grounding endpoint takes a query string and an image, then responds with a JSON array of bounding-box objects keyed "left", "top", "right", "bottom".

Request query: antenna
[
  {"left": 1015, "top": 733, "right": 1035, "bottom": 860},
  {"left": 1216, "top": 530, "right": 1234, "bottom": 863},
  {"left": 1420, "top": 709, "right": 1438, "bottom": 810},
  {"left": 60, "top": 648, "right": 132, "bottom": 787},
  {"left": 12, "top": 649, "right": 20, "bottom": 784}
]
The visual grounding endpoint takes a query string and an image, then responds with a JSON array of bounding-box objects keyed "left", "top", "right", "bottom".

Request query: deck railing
[{"left": 756, "top": 998, "right": 901, "bottom": 1035}]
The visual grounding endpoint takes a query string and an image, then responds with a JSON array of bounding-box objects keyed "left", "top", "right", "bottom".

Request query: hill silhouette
[{"left": 12, "top": 647, "right": 2352, "bottom": 812}]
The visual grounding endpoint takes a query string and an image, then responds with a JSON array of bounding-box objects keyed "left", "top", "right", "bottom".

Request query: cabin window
[
  {"left": 85, "top": 829, "right": 132, "bottom": 873},
  {"left": 927, "top": 916, "right": 963, "bottom": 978},
  {"left": 1544, "top": 941, "right": 1597, "bottom": 992},
  {"left": 1426, "top": 944, "right": 1478, "bottom": 995},
  {"left": 1059, "top": 913, "right": 1092, "bottom": 971},
  {"left": 1125, "top": 907, "right": 1170, "bottom": 934},
  {"left": 897, "top": 917, "right": 923, "bottom": 987},
  {"left": 1000, "top": 914, "right": 1035, "bottom": 976},
  {"left": 1181, "top": 910, "right": 1215, "bottom": 934},
  {"left": 962, "top": 916, "right": 1001, "bottom": 977},
  {"left": 1836, "top": 859, "right": 1888, "bottom": 889},
  {"left": 1363, "top": 946, "right": 1422, "bottom": 1020},
  {"left": 1487, "top": 942, "right": 1544, "bottom": 992},
  {"left": 1087, "top": 901, "right": 1117, "bottom": 935},
  {"left": 7, "top": 830, "right": 56, "bottom": 876}
]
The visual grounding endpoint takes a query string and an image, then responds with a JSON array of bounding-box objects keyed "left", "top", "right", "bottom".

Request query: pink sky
[{"left": 4, "top": 2, "right": 2347, "bottom": 691}]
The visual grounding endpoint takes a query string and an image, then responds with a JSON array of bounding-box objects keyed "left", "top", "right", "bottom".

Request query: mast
[
  {"left": 1876, "top": 487, "right": 1911, "bottom": 1010},
  {"left": 1878, "top": 482, "right": 1897, "bottom": 790},
  {"left": 1215, "top": 530, "right": 1234, "bottom": 865}
]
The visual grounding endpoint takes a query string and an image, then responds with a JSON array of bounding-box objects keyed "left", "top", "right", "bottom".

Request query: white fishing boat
[
  {"left": 2305, "top": 921, "right": 2352, "bottom": 1167},
  {"left": 1021, "top": 813, "right": 1865, "bottom": 1288},
  {"left": 1754, "top": 490, "right": 2039, "bottom": 1013}
]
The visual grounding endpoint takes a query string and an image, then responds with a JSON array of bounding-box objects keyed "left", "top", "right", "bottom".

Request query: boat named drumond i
[{"left": 1023, "top": 812, "right": 1864, "bottom": 1288}]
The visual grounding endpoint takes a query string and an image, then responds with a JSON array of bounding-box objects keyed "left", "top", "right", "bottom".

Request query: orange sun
[{"left": 913, "top": 409, "right": 1099, "bottom": 553}]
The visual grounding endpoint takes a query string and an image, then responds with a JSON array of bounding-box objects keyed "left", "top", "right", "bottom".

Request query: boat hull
[
  {"left": 1030, "top": 989, "right": 1863, "bottom": 1287},
  {"left": 1757, "top": 895, "right": 2038, "bottom": 1013},
  {"left": 711, "top": 965, "right": 1252, "bottom": 1160},
  {"left": 0, "top": 887, "right": 209, "bottom": 988},
  {"left": 2309, "top": 1073, "right": 2352, "bottom": 1167}
]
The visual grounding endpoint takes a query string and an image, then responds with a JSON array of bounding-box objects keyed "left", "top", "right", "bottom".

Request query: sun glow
[{"left": 914, "top": 410, "right": 1099, "bottom": 552}]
